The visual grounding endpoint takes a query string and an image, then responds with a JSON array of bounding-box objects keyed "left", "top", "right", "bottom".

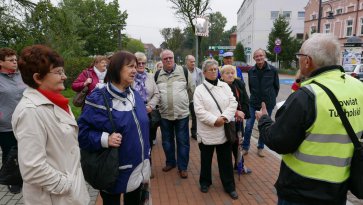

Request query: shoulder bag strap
[
  {"left": 203, "top": 83, "right": 222, "bottom": 114},
  {"left": 100, "top": 90, "right": 116, "bottom": 132},
  {"left": 312, "top": 81, "right": 362, "bottom": 148}
]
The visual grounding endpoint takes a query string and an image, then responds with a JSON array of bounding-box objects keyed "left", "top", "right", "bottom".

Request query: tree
[
  {"left": 169, "top": 0, "right": 211, "bottom": 63},
  {"left": 125, "top": 38, "right": 144, "bottom": 53},
  {"left": 234, "top": 42, "right": 246, "bottom": 62},
  {"left": 160, "top": 27, "right": 185, "bottom": 57},
  {"left": 221, "top": 26, "right": 236, "bottom": 46},
  {"left": 266, "top": 15, "right": 300, "bottom": 69}
]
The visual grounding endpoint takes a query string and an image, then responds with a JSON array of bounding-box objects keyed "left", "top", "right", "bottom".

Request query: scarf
[
  {"left": 134, "top": 72, "right": 148, "bottom": 102},
  {"left": 94, "top": 66, "right": 107, "bottom": 83},
  {"left": 205, "top": 78, "right": 218, "bottom": 86},
  {"left": 37, "top": 88, "right": 70, "bottom": 114}
]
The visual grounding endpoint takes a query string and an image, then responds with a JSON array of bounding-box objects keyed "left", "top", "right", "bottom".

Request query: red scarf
[{"left": 37, "top": 88, "right": 70, "bottom": 114}]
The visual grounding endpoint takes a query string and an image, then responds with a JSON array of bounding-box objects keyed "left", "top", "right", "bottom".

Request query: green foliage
[
  {"left": 61, "top": 89, "right": 81, "bottom": 119},
  {"left": 221, "top": 26, "right": 236, "bottom": 46},
  {"left": 64, "top": 57, "right": 93, "bottom": 88},
  {"left": 234, "top": 42, "right": 246, "bottom": 62},
  {"left": 125, "top": 39, "right": 145, "bottom": 53},
  {"left": 266, "top": 15, "right": 301, "bottom": 69}
]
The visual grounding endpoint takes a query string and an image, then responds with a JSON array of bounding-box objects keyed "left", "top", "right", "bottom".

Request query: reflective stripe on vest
[{"left": 282, "top": 69, "right": 363, "bottom": 183}]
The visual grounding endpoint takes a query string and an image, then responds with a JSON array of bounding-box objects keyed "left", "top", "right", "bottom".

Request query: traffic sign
[
  {"left": 275, "top": 38, "right": 281, "bottom": 46},
  {"left": 219, "top": 50, "right": 224, "bottom": 54},
  {"left": 274, "top": 45, "right": 282, "bottom": 54}
]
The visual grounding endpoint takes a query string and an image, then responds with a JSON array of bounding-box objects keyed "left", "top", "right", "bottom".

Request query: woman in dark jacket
[{"left": 221, "top": 65, "right": 251, "bottom": 170}]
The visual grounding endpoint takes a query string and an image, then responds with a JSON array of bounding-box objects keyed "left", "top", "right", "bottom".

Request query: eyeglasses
[
  {"left": 163, "top": 57, "right": 173, "bottom": 61},
  {"left": 49, "top": 69, "right": 66, "bottom": 76},
  {"left": 206, "top": 68, "right": 218, "bottom": 73},
  {"left": 295, "top": 53, "right": 309, "bottom": 59},
  {"left": 4, "top": 59, "right": 17, "bottom": 63},
  {"left": 138, "top": 62, "right": 146, "bottom": 66}
]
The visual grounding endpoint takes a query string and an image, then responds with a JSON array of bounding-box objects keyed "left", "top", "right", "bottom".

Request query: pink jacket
[{"left": 71, "top": 68, "right": 99, "bottom": 95}]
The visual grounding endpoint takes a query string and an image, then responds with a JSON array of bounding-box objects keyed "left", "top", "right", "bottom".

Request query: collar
[
  {"left": 0, "top": 70, "right": 20, "bottom": 78},
  {"left": 253, "top": 62, "right": 269, "bottom": 71},
  {"left": 204, "top": 79, "right": 224, "bottom": 89},
  {"left": 162, "top": 64, "right": 176, "bottom": 74},
  {"left": 108, "top": 83, "right": 131, "bottom": 98},
  {"left": 309, "top": 65, "right": 344, "bottom": 78}
]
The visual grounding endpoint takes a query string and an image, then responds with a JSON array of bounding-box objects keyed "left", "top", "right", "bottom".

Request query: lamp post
[{"left": 317, "top": 0, "right": 334, "bottom": 33}]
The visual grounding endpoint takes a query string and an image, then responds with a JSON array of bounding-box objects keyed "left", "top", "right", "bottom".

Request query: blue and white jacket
[{"left": 78, "top": 83, "right": 151, "bottom": 194}]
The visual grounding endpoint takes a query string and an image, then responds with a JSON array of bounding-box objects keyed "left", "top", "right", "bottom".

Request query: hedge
[{"left": 64, "top": 57, "right": 93, "bottom": 88}]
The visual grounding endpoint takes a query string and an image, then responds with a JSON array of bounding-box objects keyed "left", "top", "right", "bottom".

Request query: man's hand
[{"left": 256, "top": 102, "right": 268, "bottom": 121}]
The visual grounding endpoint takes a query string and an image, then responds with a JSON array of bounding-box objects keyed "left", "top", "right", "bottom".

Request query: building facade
[
  {"left": 236, "top": 0, "right": 308, "bottom": 64},
  {"left": 304, "top": 0, "right": 363, "bottom": 45}
]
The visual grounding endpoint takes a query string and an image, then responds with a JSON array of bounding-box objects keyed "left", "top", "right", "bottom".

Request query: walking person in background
[
  {"left": 72, "top": 55, "right": 108, "bottom": 95},
  {"left": 242, "top": 48, "right": 279, "bottom": 157},
  {"left": 256, "top": 33, "right": 363, "bottom": 205},
  {"left": 193, "top": 59, "right": 238, "bottom": 199},
  {"left": 133, "top": 52, "right": 160, "bottom": 178},
  {"left": 78, "top": 51, "right": 150, "bottom": 205},
  {"left": 184, "top": 55, "right": 203, "bottom": 140},
  {"left": 220, "top": 65, "right": 251, "bottom": 172},
  {"left": 0, "top": 48, "right": 27, "bottom": 194},
  {"left": 12, "top": 45, "right": 90, "bottom": 204},
  {"left": 155, "top": 49, "right": 195, "bottom": 179}
]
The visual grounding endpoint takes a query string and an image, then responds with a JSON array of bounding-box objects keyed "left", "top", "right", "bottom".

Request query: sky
[{"left": 118, "top": 0, "right": 244, "bottom": 47}]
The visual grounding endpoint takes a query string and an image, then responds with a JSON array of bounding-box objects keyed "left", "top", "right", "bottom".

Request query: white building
[{"left": 237, "top": 0, "right": 308, "bottom": 65}]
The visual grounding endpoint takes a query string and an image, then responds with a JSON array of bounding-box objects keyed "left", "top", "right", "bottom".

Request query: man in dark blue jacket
[{"left": 242, "top": 48, "right": 279, "bottom": 157}]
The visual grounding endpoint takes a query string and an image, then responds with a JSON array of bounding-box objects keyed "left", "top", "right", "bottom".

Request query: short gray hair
[
  {"left": 160, "top": 49, "right": 174, "bottom": 59},
  {"left": 202, "top": 59, "right": 219, "bottom": 72},
  {"left": 185, "top": 55, "right": 194, "bottom": 64},
  {"left": 302, "top": 33, "right": 340, "bottom": 68},
  {"left": 134, "top": 52, "right": 147, "bottom": 62}
]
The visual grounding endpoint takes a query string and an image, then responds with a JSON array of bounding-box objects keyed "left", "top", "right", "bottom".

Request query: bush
[{"left": 64, "top": 57, "right": 93, "bottom": 88}]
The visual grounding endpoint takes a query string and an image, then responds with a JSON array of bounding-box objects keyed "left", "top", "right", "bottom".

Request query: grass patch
[{"left": 62, "top": 88, "right": 82, "bottom": 119}]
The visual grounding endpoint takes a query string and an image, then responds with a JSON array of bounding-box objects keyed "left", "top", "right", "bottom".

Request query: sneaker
[
  {"left": 241, "top": 149, "right": 248, "bottom": 156},
  {"left": 8, "top": 185, "right": 21, "bottom": 194},
  {"left": 257, "top": 149, "right": 265, "bottom": 157}
]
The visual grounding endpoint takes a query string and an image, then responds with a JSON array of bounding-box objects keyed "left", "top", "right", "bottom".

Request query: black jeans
[
  {"left": 189, "top": 102, "right": 197, "bottom": 137},
  {"left": 199, "top": 142, "right": 235, "bottom": 193},
  {"left": 100, "top": 184, "right": 142, "bottom": 205},
  {"left": 0, "top": 132, "right": 17, "bottom": 163}
]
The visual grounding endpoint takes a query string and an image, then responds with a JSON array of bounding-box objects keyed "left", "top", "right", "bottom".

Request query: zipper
[{"left": 130, "top": 110, "right": 145, "bottom": 179}]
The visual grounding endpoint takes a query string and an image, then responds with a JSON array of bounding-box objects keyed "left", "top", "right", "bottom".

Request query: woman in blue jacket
[{"left": 78, "top": 51, "right": 151, "bottom": 205}]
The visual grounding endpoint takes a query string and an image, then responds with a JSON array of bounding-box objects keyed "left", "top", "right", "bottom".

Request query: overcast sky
[{"left": 118, "top": 0, "right": 244, "bottom": 47}]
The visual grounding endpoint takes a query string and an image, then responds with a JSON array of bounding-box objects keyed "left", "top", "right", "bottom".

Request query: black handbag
[
  {"left": 73, "top": 71, "right": 90, "bottom": 107},
  {"left": 150, "top": 108, "right": 161, "bottom": 129},
  {"left": 80, "top": 90, "right": 119, "bottom": 190},
  {"left": 313, "top": 81, "right": 363, "bottom": 199},
  {"left": 203, "top": 84, "right": 236, "bottom": 143},
  {"left": 0, "top": 146, "right": 23, "bottom": 185}
]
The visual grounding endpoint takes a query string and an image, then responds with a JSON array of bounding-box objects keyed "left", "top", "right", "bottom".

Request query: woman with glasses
[
  {"left": 193, "top": 59, "right": 239, "bottom": 200},
  {"left": 0, "top": 48, "right": 27, "bottom": 194},
  {"left": 12, "top": 45, "right": 90, "bottom": 205},
  {"left": 72, "top": 55, "right": 108, "bottom": 96},
  {"left": 133, "top": 52, "right": 160, "bottom": 178}
]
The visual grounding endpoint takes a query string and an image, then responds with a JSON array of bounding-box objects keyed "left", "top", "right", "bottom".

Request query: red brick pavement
[{"left": 150, "top": 130, "right": 280, "bottom": 205}]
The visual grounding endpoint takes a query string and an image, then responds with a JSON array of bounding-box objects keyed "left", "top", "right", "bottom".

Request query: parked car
[
  {"left": 343, "top": 64, "right": 363, "bottom": 81},
  {"left": 234, "top": 61, "right": 252, "bottom": 72}
]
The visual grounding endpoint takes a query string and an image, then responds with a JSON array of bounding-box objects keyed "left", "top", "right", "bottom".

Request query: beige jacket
[
  {"left": 193, "top": 80, "right": 237, "bottom": 145},
  {"left": 155, "top": 65, "right": 195, "bottom": 120},
  {"left": 12, "top": 88, "right": 90, "bottom": 205}
]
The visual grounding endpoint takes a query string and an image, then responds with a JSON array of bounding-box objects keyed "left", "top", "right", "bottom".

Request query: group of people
[{"left": 0, "top": 32, "right": 362, "bottom": 205}]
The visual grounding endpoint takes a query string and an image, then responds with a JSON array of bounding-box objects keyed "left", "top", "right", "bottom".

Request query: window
[
  {"left": 347, "top": 6, "right": 355, "bottom": 12},
  {"left": 311, "top": 26, "right": 317, "bottom": 34},
  {"left": 283, "top": 11, "right": 292, "bottom": 18},
  {"left": 346, "top": 20, "right": 353, "bottom": 36},
  {"left": 336, "top": 8, "right": 343, "bottom": 14},
  {"left": 360, "top": 18, "right": 363, "bottom": 35},
  {"left": 311, "top": 14, "right": 317, "bottom": 20},
  {"left": 271, "top": 11, "right": 279, "bottom": 19},
  {"left": 324, "top": 24, "right": 331, "bottom": 33},
  {"left": 298, "top": 11, "right": 305, "bottom": 18}
]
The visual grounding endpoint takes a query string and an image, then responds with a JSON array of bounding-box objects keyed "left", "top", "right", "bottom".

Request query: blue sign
[
  {"left": 274, "top": 45, "right": 282, "bottom": 54},
  {"left": 219, "top": 49, "right": 224, "bottom": 54}
]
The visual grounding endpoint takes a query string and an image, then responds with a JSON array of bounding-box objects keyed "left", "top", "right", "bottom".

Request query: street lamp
[{"left": 317, "top": 0, "right": 334, "bottom": 33}]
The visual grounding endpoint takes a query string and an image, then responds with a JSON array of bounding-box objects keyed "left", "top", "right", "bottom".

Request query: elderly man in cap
[{"left": 218, "top": 51, "right": 244, "bottom": 81}]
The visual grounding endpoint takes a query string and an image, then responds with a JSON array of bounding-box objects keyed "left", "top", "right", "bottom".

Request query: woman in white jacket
[
  {"left": 193, "top": 59, "right": 239, "bottom": 200},
  {"left": 12, "top": 45, "right": 89, "bottom": 205}
]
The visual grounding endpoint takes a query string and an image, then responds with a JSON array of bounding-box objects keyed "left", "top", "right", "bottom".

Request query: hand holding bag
[
  {"left": 80, "top": 90, "right": 119, "bottom": 190},
  {"left": 0, "top": 146, "right": 22, "bottom": 185},
  {"left": 73, "top": 71, "right": 90, "bottom": 107},
  {"left": 313, "top": 81, "right": 363, "bottom": 199},
  {"left": 203, "top": 84, "right": 236, "bottom": 143}
]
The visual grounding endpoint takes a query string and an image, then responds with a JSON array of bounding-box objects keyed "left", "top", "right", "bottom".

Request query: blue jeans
[
  {"left": 242, "top": 106, "right": 273, "bottom": 150},
  {"left": 160, "top": 116, "right": 190, "bottom": 171}
]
